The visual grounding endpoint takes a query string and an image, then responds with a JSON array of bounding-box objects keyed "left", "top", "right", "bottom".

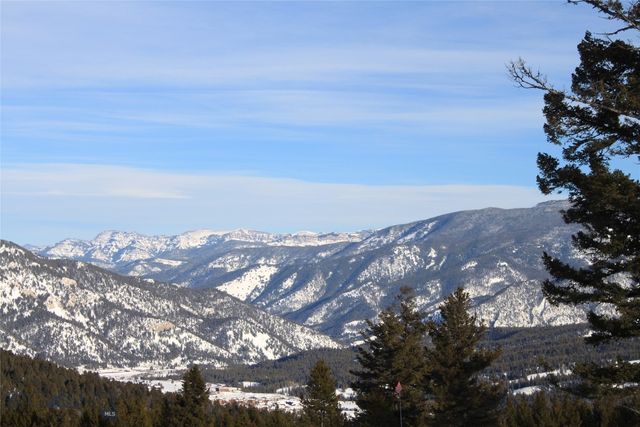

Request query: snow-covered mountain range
[
  {"left": 37, "top": 201, "right": 590, "bottom": 341},
  {"left": 41, "top": 229, "right": 369, "bottom": 270},
  {"left": 0, "top": 241, "right": 340, "bottom": 369}
]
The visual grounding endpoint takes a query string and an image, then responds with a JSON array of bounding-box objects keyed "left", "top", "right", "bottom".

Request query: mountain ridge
[
  {"left": 35, "top": 200, "right": 589, "bottom": 341},
  {"left": 0, "top": 240, "right": 341, "bottom": 369}
]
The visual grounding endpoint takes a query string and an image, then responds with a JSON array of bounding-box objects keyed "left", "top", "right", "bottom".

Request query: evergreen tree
[
  {"left": 426, "top": 288, "right": 504, "bottom": 426},
  {"left": 79, "top": 405, "right": 100, "bottom": 427},
  {"left": 302, "top": 359, "right": 343, "bottom": 427},
  {"left": 352, "top": 287, "right": 429, "bottom": 427},
  {"left": 508, "top": 0, "right": 640, "bottom": 407},
  {"left": 115, "top": 396, "right": 152, "bottom": 427},
  {"left": 500, "top": 391, "right": 592, "bottom": 427},
  {"left": 179, "top": 365, "right": 211, "bottom": 427}
]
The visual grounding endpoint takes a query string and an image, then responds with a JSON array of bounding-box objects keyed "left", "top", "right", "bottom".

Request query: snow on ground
[
  {"left": 95, "top": 367, "right": 184, "bottom": 383},
  {"left": 461, "top": 260, "right": 478, "bottom": 271},
  {"left": 175, "top": 230, "right": 221, "bottom": 249},
  {"left": 155, "top": 258, "right": 183, "bottom": 267},
  {"left": 337, "top": 388, "right": 356, "bottom": 400},
  {"left": 147, "top": 379, "right": 183, "bottom": 393},
  {"left": 241, "top": 381, "right": 260, "bottom": 388},
  {"left": 211, "top": 389, "right": 359, "bottom": 418},
  {"left": 211, "top": 390, "right": 302, "bottom": 413},
  {"left": 340, "top": 401, "right": 359, "bottom": 419},
  {"left": 525, "top": 367, "right": 572, "bottom": 381},
  {"left": 512, "top": 386, "right": 542, "bottom": 396},
  {"left": 93, "top": 367, "right": 358, "bottom": 417},
  {"left": 217, "top": 265, "right": 278, "bottom": 301}
]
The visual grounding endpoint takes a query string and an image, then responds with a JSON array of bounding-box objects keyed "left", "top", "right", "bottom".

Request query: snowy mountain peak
[
  {"left": 40, "top": 227, "right": 372, "bottom": 269},
  {"left": 223, "top": 229, "right": 274, "bottom": 242},
  {"left": 93, "top": 230, "right": 144, "bottom": 245},
  {"left": 174, "top": 229, "right": 222, "bottom": 249},
  {"left": 292, "top": 231, "right": 319, "bottom": 237}
]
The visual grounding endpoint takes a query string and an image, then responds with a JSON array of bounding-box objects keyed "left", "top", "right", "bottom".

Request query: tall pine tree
[
  {"left": 302, "top": 359, "right": 343, "bottom": 427},
  {"left": 351, "top": 287, "right": 429, "bottom": 427},
  {"left": 178, "top": 365, "right": 211, "bottom": 427},
  {"left": 426, "top": 288, "right": 504, "bottom": 426},
  {"left": 509, "top": 0, "right": 640, "bottom": 403}
]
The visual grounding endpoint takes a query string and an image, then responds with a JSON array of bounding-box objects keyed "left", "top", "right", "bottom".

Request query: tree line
[
  {"left": 199, "top": 324, "right": 640, "bottom": 394},
  {"left": 302, "top": 286, "right": 639, "bottom": 426},
  {"left": 1, "top": 349, "right": 303, "bottom": 426}
]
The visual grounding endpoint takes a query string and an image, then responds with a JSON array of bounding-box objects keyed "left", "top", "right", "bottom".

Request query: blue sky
[{"left": 1, "top": 1, "right": 611, "bottom": 245}]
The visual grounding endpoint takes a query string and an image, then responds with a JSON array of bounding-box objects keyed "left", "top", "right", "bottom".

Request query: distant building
[{"left": 215, "top": 385, "right": 241, "bottom": 393}]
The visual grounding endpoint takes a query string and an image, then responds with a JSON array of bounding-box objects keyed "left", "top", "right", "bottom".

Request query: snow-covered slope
[
  {"left": 42, "top": 229, "right": 368, "bottom": 270},
  {"left": 0, "top": 241, "right": 340, "bottom": 369},
  {"left": 257, "top": 200, "right": 589, "bottom": 340},
  {"left": 38, "top": 201, "right": 592, "bottom": 341}
]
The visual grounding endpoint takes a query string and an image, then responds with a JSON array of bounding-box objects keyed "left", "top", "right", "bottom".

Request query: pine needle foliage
[
  {"left": 426, "top": 288, "right": 505, "bottom": 426},
  {"left": 178, "top": 365, "right": 211, "bottom": 427},
  {"left": 509, "top": 0, "right": 640, "bottom": 399},
  {"left": 351, "top": 287, "right": 430, "bottom": 427},
  {"left": 302, "top": 359, "right": 343, "bottom": 427},
  {"left": 511, "top": 0, "right": 640, "bottom": 343}
]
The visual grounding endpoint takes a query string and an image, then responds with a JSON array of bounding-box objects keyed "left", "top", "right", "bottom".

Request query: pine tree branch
[{"left": 507, "top": 59, "right": 640, "bottom": 122}]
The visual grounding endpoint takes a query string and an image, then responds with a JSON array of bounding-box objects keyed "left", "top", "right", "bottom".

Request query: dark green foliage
[
  {"left": 1, "top": 349, "right": 152, "bottom": 426},
  {"left": 202, "top": 348, "right": 355, "bottom": 393},
  {"left": 197, "top": 324, "right": 640, "bottom": 394},
  {"left": 302, "top": 359, "right": 343, "bottom": 427},
  {"left": 0, "top": 349, "right": 301, "bottom": 426},
  {"left": 484, "top": 324, "right": 640, "bottom": 381},
  {"left": 426, "top": 287, "right": 505, "bottom": 426},
  {"left": 80, "top": 406, "right": 101, "bottom": 427},
  {"left": 510, "top": 0, "right": 640, "bottom": 397},
  {"left": 351, "top": 287, "right": 430, "bottom": 427},
  {"left": 177, "top": 365, "right": 210, "bottom": 426},
  {"left": 573, "top": 358, "right": 640, "bottom": 393},
  {"left": 567, "top": 359, "right": 640, "bottom": 424},
  {"left": 537, "top": 22, "right": 640, "bottom": 344},
  {"left": 500, "top": 389, "right": 640, "bottom": 427},
  {"left": 500, "top": 391, "right": 592, "bottom": 427},
  {"left": 114, "top": 395, "right": 153, "bottom": 427}
]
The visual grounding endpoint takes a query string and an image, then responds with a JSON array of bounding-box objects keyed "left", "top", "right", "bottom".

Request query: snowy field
[
  {"left": 93, "top": 367, "right": 359, "bottom": 418},
  {"left": 211, "top": 390, "right": 303, "bottom": 413}
]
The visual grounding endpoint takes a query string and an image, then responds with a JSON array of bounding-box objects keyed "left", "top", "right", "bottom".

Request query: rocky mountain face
[
  {"left": 0, "top": 241, "right": 340, "bottom": 369},
  {"left": 39, "top": 201, "right": 589, "bottom": 341}
]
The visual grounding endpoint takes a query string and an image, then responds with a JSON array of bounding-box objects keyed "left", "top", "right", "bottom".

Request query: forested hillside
[
  {"left": 201, "top": 324, "right": 640, "bottom": 393},
  {"left": 0, "top": 350, "right": 302, "bottom": 427}
]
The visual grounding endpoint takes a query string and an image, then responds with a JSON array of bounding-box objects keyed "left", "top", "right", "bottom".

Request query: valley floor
[{"left": 95, "top": 366, "right": 359, "bottom": 418}]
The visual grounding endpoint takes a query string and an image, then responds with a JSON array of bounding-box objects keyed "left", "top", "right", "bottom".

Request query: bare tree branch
[
  {"left": 507, "top": 58, "right": 640, "bottom": 122},
  {"left": 569, "top": 0, "right": 640, "bottom": 34}
]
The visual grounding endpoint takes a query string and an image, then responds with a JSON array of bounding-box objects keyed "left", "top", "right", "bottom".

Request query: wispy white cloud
[
  {"left": 2, "top": 163, "right": 552, "bottom": 244},
  {"left": 3, "top": 89, "right": 544, "bottom": 140},
  {"left": 2, "top": 1, "right": 582, "bottom": 91},
  {"left": 2, "top": 44, "right": 575, "bottom": 90}
]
